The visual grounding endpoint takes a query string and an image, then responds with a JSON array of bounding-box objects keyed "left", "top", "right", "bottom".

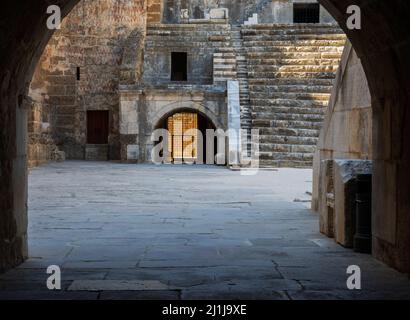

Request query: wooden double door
[
  {"left": 87, "top": 110, "right": 109, "bottom": 144},
  {"left": 167, "top": 112, "right": 198, "bottom": 163}
]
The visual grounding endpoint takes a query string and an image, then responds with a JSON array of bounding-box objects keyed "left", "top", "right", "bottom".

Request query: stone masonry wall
[
  {"left": 162, "top": 0, "right": 335, "bottom": 25},
  {"left": 29, "top": 0, "right": 147, "bottom": 164},
  {"left": 311, "top": 40, "right": 372, "bottom": 211},
  {"left": 163, "top": 0, "right": 273, "bottom": 24}
]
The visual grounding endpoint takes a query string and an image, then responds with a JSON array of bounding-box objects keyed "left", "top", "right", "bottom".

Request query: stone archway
[
  {"left": 152, "top": 102, "right": 224, "bottom": 131},
  {"left": 1, "top": 0, "right": 410, "bottom": 273},
  {"left": 154, "top": 108, "right": 218, "bottom": 164}
]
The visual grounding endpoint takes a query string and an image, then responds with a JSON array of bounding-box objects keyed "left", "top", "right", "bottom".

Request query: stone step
[
  {"left": 248, "top": 65, "right": 339, "bottom": 73},
  {"left": 257, "top": 127, "right": 320, "bottom": 137},
  {"left": 252, "top": 119, "right": 323, "bottom": 130},
  {"left": 247, "top": 58, "right": 341, "bottom": 66},
  {"left": 248, "top": 71, "right": 336, "bottom": 79},
  {"left": 146, "top": 44, "right": 231, "bottom": 50},
  {"left": 249, "top": 92, "right": 331, "bottom": 101},
  {"left": 241, "top": 23, "right": 341, "bottom": 30},
  {"left": 258, "top": 143, "right": 316, "bottom": 154},
  {"left": 249, "top": 84, "right": 333, "bottom": 93},
  {"left": 252, "top": 112, "right": 324, "bottom": 122},
  {"left": 248, "top": 78, "right": 335, "bottom": 86},
  {"left": 148, "top": 24, "right": 231, "bottom": 31},
  {"left": 247, "top": 52, "right": 340, "bottom": 59},
  {"left": 146, "top": 35, "right": 232, "bottom": 41},
  {"left": 244, "top": 46, "right": 344, "bottom": 53},
  {"left": 213, "top": 71, "right": 237, "bottom": 77},
  {"left": 242, "top": 34, "right": 346, "bottom": 41},
  {"left": 214, "top": 52, "right": 236, "bottom": 58},
  {"left": 241, "top": 28, "right": 343, "bottom": 36},
  {"left": 214, "top": 58, "right": 237, "bottom": 64},
  {"left": 257, "top": 151, "right": 314, "bottom": 161},
  {"left": 243, "top": 40, "right": 346, "bottom": 47},
  {"left": 214, "top": 65, "right": 236, "bottom": 70},
  {"left": 241, "top": 31, "right": 343, "bottom": 39},
  {"left": 258, "top": 135, "right": 319, "bottom": 145},
  {"left": 218, "top": 47, "right": 235, "bottom": 52},
  {"left": 258, "top": 159, "right": 313, "bottom": 168},
  {"left": 252, "top": 105, "right": 326, "bottom": 115}
]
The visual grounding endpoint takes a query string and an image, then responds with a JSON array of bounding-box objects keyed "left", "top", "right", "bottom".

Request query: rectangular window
[
  {"left": 76, "top": 67, "right": 81, "bottom": 81},
  {"left": 87, "top": 110, "right": 109, "bottom": 144},
  {"left": 171, "top": 52, "right": 188, "bottom": 81},
  {"left": 293, "top": 3, "right": 320, "bottom": 23}
]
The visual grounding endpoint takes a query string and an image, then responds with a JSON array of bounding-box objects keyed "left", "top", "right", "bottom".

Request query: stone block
[
  {"left": 85, "top": 144, "right": 108, "bottom": 161},
  {"left": 319, "top": 159, "right": 335, "bottom": 237},
  {"left": 54, "top": 149, "right": 66, "bottom": 162},
  {"left": 209, "top": 8, "right": 229, "bottom": 20},
  {"left": 127, "top": 144, "right": 140, "bottom": 161},
  {"left": 333, "top": 160, "right": 372, "bottom": 248}
]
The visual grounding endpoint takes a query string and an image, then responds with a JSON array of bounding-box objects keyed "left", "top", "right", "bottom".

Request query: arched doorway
[{"left": 155, "top": 109, "right": 216, "bottom": 164}]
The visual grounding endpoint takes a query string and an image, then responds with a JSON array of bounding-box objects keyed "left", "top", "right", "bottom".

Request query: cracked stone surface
[{"left": 0, "top": 161, "right": 409, "bottom": 300}]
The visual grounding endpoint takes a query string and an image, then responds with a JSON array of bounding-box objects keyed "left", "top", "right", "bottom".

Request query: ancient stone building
[
  {"left": 312, "top": 41, "right": 373, "bottom": 248},
  {"left": 28, "top": 0, "right": 345, "bottom": 167},
  {"left": 28, "top": 0, "right": 146, "bottom": 166}
]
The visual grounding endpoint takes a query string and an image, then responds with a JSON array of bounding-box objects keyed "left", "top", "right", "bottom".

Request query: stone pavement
[{"left": 0, "top": 161, "right": 409, "bottom": 300}]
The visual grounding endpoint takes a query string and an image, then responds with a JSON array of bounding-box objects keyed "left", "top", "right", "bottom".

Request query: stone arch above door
[{"left": 151, "top": 100, "right": 225, "bottom": 131}]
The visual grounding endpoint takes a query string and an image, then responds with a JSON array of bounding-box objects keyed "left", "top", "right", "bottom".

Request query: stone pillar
[
  {"left": 0, "top": 91, "right": 28, "bottom": 272},
  {"left": 147, "top": 0, "right": 162, "bottom": 24},
  {"left": 372, "top": 95, "right": 410, "bottom": 273},
  {"left": 227, "top": 81, "right": 242, "bottom": 166}
]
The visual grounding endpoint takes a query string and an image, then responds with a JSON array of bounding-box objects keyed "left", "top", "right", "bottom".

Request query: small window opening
[
  {"left": 76, "top": 67, "right": 81, "bottom": 81},
  {"left": 171, "top": 52, "right": 188, "bottom": 81},
  {"left": 293, "top": 3, "right": 320, "bottom": 23}
]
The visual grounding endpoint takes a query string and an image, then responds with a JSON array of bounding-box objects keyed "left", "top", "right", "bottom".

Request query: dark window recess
[
  {"left": 76, "top": 67, "right": 81, "bottom": 81},
  {"left": 87, "top": 111, "right": 109, "bottom": 144},
  {"left": 293, "top": 3, "right": 320, "bottom": 23},
  {"left": 171, "top": 52, "right": 188, "bottom": 81}
]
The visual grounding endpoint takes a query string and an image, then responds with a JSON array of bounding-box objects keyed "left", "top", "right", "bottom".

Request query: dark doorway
[
  {"left": 87, "top": 110, "right": 109, "bottom": 144},
  {"left": 156, "top": 110, "right": 216, "bottom": 164},
  {"left": 293, "top": 3, "right": 320, "bottom": 23},
  {"left": 171, "top": 52, "right": 188, "bottom": 81}
]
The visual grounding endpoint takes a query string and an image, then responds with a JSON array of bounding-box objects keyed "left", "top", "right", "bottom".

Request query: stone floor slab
[{"left": 0, "top": 161, "right": 408, "bottom": 300}]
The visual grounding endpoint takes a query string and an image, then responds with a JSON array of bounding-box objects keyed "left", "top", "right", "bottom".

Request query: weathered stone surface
[
  {"left": 333, "top": 159, "right": 372, "bottom": 248},
  {"left": 318, "top": 159, "right": 334, "bottom": 237},
  {"left": 312, "top": 42, "right": 373, "bottom": 249},
  {"left": 28, "top": 0, "right": 146, "bottom": 164},
  {"left": 0, "top": 162, "right": 409, "bottom": 299},
  {"left": 227, "top": 81, "right": 242, "bottom": 165},
  {"left": 244, "top": 24, "right": 345, "bottom": 167}
]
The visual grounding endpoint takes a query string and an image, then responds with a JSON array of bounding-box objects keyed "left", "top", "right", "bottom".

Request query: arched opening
[
  {"left": 1, "top": 0, "right": 410, "bottom": 299},
  {"left": 155, "top": 109, "right": 216, "bottom": 164}
]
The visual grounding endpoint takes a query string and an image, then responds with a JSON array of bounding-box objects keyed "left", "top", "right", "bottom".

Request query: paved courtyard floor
[{"left": 0, "top": 161, "right": 409, "bottom": 300}]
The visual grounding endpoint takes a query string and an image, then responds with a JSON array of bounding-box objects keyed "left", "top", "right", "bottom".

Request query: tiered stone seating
[{"left": 242, "top": 24, "right": 346, "bottom": 167}]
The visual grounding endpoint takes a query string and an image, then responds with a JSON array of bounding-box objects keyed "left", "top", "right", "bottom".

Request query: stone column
[{"left": 227, "top": 80, "right": 242, "bottom": 166}]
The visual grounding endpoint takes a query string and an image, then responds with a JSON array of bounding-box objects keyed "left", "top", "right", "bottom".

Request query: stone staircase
[
  {"left": 213, "top": 50, "right": 237, "bottom": 83},
  {"left": 242, "top": 24, "right": 346, "bottom": 167},
  {"left": 145, "top": 23, "right": 232, "bottom": 85},
  {"left": 243, "top": 0, "right": 272, "bottom": 25},
  {"left": 230, "top": 26, "right": 252, "bottom": 140}
]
